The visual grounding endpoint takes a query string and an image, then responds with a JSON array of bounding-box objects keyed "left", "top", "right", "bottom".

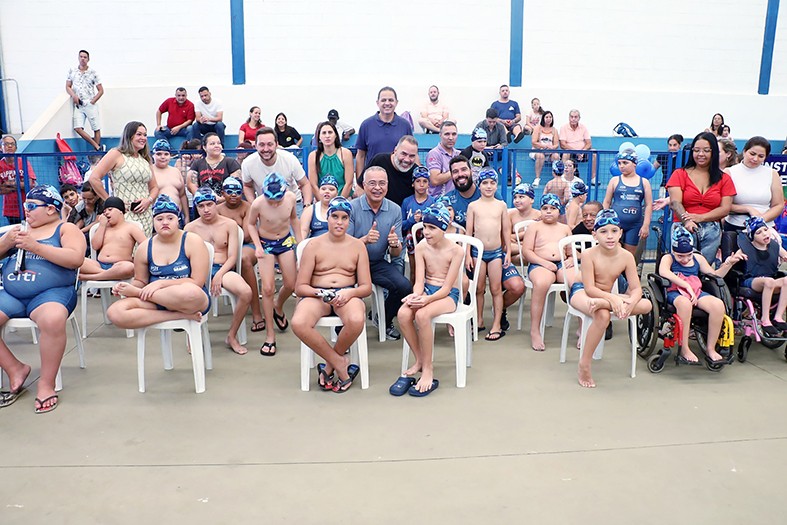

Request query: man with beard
[
  {"left": 355, "top": 86, "right": 413, "bottom": 179},
  {"left": 362, "top": 135, "right": 419, "bottom": 207},
  {"left": 426, "top": 121, "right": 460, "bottom": 199},
  {"left": 418, "top": 85, "right": 451, "bottom": 134},
  {"left": 444, "top": 156, "right": 525, "bottom": 330}
]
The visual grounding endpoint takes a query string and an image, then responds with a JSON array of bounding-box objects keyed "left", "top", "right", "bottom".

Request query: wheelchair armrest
[
  {"left": 777, "top": 271, "right": 786, "bottom": 279},
  {"left": 647, "top": 273, "right": 671, "bottom": 290},
  {"left": 700, "top": 273, "right": 726, "bottom": 287}
]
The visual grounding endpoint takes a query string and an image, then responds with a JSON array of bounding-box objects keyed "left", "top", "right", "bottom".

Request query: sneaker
[
  {"left": 514, "top": 131, "right": 525, "bottom": 144},
  {"left": 532, "top": 178, "right": 540, "bottom": 188},
  {"left": 385, "top": 324, "right": 401, "bottom": 341},
  {"left": 500, "top": 309, "right": 510, "bottom": 332},
  {"left": 368, "top": 310, "right": 379, "bottom": 328}
]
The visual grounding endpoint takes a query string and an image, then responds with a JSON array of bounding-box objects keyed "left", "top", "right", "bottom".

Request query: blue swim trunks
[
  {"left": 470, "top": 246, "right": 504, "bottom": 264},
  {"left": 260, "top": 235, "right": 296, "bottom": 256},
  {"left": 502, "top": 262, "right": 521, "bottom": 282},
  {"left": 666, "top": 290, "right": 709, "bottom": 305},
  {"left": 527, "top": 260, "right": 563, "bottom": 277},
  {"left": 211, "top": 263, "right": 222, "bottom": 278},
  {"left": 0, "top": 285, "right": 78, "bottom": 318},
  {"left": 568, "top": 282, "right": 584, "bottom": 302},
  {"left": 742, "top": 277, "right": 758, "bottom": 289},
  {"left": 99, "top": 261, "right": 114, "bottom": 271},
  {"left": 424, "top": 282, "right": 460, "bottom": 305},
  {"left": 242, "top": 242, "right": 255, "bottom": 251}
]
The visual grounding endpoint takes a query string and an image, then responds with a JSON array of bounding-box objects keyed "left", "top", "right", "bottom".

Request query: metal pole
[{"left": 0, "top": 79, "right": 24, "bottom": 134}]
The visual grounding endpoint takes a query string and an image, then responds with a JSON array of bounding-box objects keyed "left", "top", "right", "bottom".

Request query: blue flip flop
[
  {"left": 389, "top": 376, "right": 416, "bottom": 396},
  {"left": 408, "top": 379, "right": 439, "bottom": 397}
]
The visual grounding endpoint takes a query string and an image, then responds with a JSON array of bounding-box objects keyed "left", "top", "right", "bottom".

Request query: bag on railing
[
  {"left": 613, "top": 122, "right": 638, "bottom": 138},
  {"left": 55, "top": 133, "right": 77, "bottom": 161},
  {"left": 55, "top": 132, "right": 83, "bottom": 186}
]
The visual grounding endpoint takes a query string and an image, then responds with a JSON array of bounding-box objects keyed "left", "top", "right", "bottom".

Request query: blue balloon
[
  {"left": 636, "top": 160, "right": 655, "bottom": 179},
  {"left": 618, "top": 141, "right": 635, "bottom": 154},
  {"left": 609, "top": 161, "right": 622, "bottom": 177},
  {"left": 634, "top": 144, "right": 651, "bottom": 162}
]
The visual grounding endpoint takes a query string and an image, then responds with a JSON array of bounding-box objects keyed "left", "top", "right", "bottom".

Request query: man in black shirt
[{"left": 361, "top": 135, "right": 419, "bottom": 207}]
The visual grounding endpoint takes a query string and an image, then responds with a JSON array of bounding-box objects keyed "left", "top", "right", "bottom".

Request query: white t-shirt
[
  {"left": 194, "top": 98, "right": 223, "bottom": 120},
  {"left": 241, "top": 148, "right": 306, "bottom": 201}
]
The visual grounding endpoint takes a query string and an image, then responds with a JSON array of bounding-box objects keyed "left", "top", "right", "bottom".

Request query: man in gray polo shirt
[{"left": 347, "top": 166, "right": 412, "bottom": 340}]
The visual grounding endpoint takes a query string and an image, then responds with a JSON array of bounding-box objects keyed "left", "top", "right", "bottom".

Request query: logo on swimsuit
[
  {"left": 6, "top": 270, "right": 37, "bottom": 282},
  {"left": 621, "top": 207, "right": 640, "bottom": 214}
]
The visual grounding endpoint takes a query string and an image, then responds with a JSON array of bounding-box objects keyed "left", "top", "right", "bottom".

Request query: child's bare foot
[
  {"left": 404, "top": 362, "right": 422, "bottom": 377},
  {"left": 706, "top": 348, "right": 724, "bottom": 363},
  {"left": 116, "top": 283, "right": 142, "bottom": 298},
  {"left": 225, "top": 335, "right": 248, "bottom": 355},
  {"left": 530, "top": 329, "right": 545, "bottom": 351},
  {"left": 679, "top": 348, "right": 699, "bottom": 364},
  {"left": 414, "top": 369, "right": 434, "bottom": 393},
  {"left": 448, "top": 325, "right": 454, "bottom": 337},
  {"left": 578, "top": 364, "right": 596, "bottom": 388}
]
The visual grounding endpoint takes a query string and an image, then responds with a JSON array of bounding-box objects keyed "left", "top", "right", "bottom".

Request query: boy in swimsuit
[
  {"left": 185, "top": 187, "right": 252, "bottom": 355},
  {"left": 508, "top": 183, "right": 540, "bottom": 265},
  {"left": 151, "top": 139, "right": 189, "bottom": 227},
  {"left": 574, "top": 209, "right": 653, "bottom": 387},
  {"left": 466, "top": 168, "right": 510, "bottom": 342},
  {"left": 292, "top": 197, "right": 371, "bottom": 393},
  {"left": 523, "top": 193, "right": 573, "bottom": 351},
  {"left": 79, "top": 196, "right": 146, "bottom": 281},
  {"left": 247, "top": 172, "right": 301, "bottom": 355},
  {"left": 394, "top": 203, "right": 464, "bottom": 396},
  {"left": 544, "top": 160, "right": 571, "bottom": 207},
  {"left": 565, "top": 178, "right": 588, "bottom": 230}
]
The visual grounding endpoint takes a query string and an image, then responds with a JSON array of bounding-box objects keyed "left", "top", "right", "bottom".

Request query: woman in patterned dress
[{"left": 90, "top": 121, "right": 158, "bottom": 235}]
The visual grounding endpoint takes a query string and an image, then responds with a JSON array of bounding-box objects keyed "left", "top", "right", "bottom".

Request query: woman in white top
[
  {"left": 530, "top": 110, "right": 560, "bottom": 188},
  {"left": 724, "top": 136, "right": 783, "bottom": 233}
]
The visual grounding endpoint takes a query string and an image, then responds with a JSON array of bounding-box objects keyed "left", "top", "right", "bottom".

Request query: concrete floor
[{"left": 2, "top": 295, "right": 787, "bottom": 525}]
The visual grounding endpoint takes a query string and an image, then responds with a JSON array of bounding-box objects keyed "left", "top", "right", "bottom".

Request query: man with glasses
[
  {"left": 426, "top": 121, "right": 460, "bottom": 198},
  {"left": 0, "top": 135, "right": 37, "bottom": 225},
  {"left": 348, "top": 166, "right": 412, "bottom": 340}
]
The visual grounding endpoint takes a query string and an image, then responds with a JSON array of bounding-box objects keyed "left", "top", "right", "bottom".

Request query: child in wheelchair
[{"left": 657, "top": 225, "right": 742, "bottom": 365}]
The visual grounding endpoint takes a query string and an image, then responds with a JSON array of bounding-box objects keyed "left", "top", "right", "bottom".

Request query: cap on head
[
  {"left": 616, "top": 148, "right": 638, "bottom": 163},
  {"left": 327, "top": 196, "right": 352, "bottom": 216},
  {"left": 540, "top": 193, "right": 564, "bottom": 215},
  {"left": 671, "top": 225, "right": 695, "bottom": 253},
  {"left": 436, "top": 195, "right": 453, "bottom": 210},
  {"left": 263, "top": 173, "right": 287, "bottom": 201},
  {"left": 593, "top": 209, "right": 621, "bottom": 230},
  {"left": 103, "top": 196, "right": 126, "bottom": 214},
  {"left": 152, "top": 194, "right": 181, "bottom": 217},
  {"left": 319, "top": 175, "right": 339, "bottom": 188},
  {"left": 222, "top": 176, "right": 243, "bottom": 192},
  {"left": 26, "top": 185, "right": 64, "bottom": 211},
  {"left": 552, "top": 160, "right": 565, "bottom": 175},
  {"left": 477, "top": 168, "right": 498, "bottom": 184},
  {"left": 194, "top": 186, "right": 218, "bottom": 205},
  {"left": 412, "top": 166, "right": 429, "bottom": 182},
  {"left": 746, "top": 216, "right": 767, "bottom": 241},
  {"left": 513, "top": 183, "right": 535, "bottom": 200},
  {"left": 152, "top": 139, "right": 171, "bottom": 153},
  {"left": 471, "top": 128, "right": 488, "bottom": 142},
  {"left": 327, "top": 109, "right": 339, "bottom": 120},
  {"left": 422, "top": 203, "right": 451, "bottom": 231},
  {"left": 570, "top": 179, "right": 588, "bottom": 198}
]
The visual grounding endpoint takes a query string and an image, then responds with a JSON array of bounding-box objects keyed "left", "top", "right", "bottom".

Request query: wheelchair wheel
[
  {"left": 759, "top": 334, "right": 785, "bottom": 350},
  {"left": 636, "top": 286, "right": 658, "bottom": 358},
  {"left": 704, "top": 358, "right": 724, "bottom": 372},
  {"left": 737, "top": 336, "right": 751, "bottom": 363},
  {"left": 647, "top": 353, "right": 665, "bottom": 373}
]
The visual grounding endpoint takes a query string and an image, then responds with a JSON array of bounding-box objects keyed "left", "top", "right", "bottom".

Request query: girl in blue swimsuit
[
  {"left": 603, "top": 149, "right": 653, "bottom": 257},
  {"left": 107, "top": 195, "right": 211, "bottom": 330}
]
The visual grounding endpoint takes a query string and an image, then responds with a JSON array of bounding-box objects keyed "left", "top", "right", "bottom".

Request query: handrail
[{"left": 0, "top": 78, "right": 24, "bottom": 134}]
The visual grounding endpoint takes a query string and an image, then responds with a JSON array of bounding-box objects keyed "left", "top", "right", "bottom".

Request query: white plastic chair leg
[
  {"left": 300, "top": 342, "right": 312, "bottom": 392},
  {"left": 202, "top": 323, "right": 213, "bottom": 371},
  {"left": 55, "top": 368, "right": 63, "bottom": 392},
  {"left": 31, "top": 327, "right": 38, "bottom": 345},
  {"left": 454, "top": 321, "right": 467, "bottom": 388},
  {"left": 101, "top": 293, "right": 111, "bottom": 325},
  {"left": 629, "top": 317, "right": 637, "bottom": 378},
  {"left": 560, "top": 313, "right": 572, "bottom": 363},
  {"left": 137, "top": 327, "right": 148, "bottom": 393},
  {"left": 70, "top": 316, "right": 86, "bottom": 368},
  {"left": 81, "top": 287, "right": 89, "bottom": 338},
  {"left": 160, "top": 330, "right": 174, "bottom": 370},
  {"left": 187, "top": 323, "right": 206, "bottom": 394}
]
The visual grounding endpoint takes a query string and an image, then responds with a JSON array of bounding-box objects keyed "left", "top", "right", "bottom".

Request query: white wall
[{"left": 2, "top": 0, "right": 786, "bottom": 142}]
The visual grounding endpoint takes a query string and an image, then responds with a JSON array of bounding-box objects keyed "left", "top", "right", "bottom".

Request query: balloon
[
  {"left": 609, "top": 161, "right": 622, "bottom": 177},
  {"left": 636, "top": 160, "right": 655, "bottom": 179},
  {"left": 618, "top": 142, "right": 635, "bottom": 154},
  {"left": 634, "top": 144, "right": 651, "bottom": 162}
]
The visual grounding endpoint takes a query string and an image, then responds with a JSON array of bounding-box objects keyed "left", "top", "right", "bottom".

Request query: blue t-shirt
[
  {"left": 356, "top": 113, "right": 413, "bottom": 168},
  {"left": 401, "top": 194, "right": 435, "bottom": 234},
  {"left": 491, "top": 100, "right": 521, "bottom": 121}
]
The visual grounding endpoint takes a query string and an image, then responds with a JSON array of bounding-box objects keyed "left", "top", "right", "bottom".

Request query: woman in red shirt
[
  {"left": 238, "top": 106, "right": 264, "bottom": 144},
  {"left": 666, "top": 132, "right": 736, "bottom": 264}
]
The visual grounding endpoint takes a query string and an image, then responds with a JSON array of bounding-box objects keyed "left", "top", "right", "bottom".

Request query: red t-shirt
[
  {"left": 158, "top": 97, "right": 196, "bottom": 128},
  {"left": 238, "top": 122, "right": 264, "bottom": 142},
  {"left": 0, "top": 158, "right": 37, "bottom": 218},
  {"left": 666, "top": 168, "right": 736, "bottom": 215}
]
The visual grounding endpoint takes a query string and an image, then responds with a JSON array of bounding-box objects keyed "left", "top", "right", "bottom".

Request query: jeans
[
  {"left": 154, "top": 126, "right": 190, "bottom": 141},
  {"left": 695, "top": 221, "right": 722, "bottom": 265},
  {"left": 369, "top": 259, "right": 412, "bottom": 327},
  {"left": 189, "top": 121, "right": 226, "bottom": 144}
]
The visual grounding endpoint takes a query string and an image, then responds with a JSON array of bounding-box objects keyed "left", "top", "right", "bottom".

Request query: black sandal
[
  {"left": 317, "top": 363, "right": 334, "bottom": 391},
  {"left": 250, "top": 319, "right": 266, "bottom": 332},
  {"left": 260, "top": 341, "right": 277, "bottom": 357},
  {"left": 273, "top": 310, "right": 289, "bottom": 331}
]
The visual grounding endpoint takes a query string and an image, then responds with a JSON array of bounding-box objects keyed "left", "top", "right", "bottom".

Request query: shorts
[
  {"left": 742, "top": 277, "right": 761, "bottom": 289},
  {"left": 0, "top": 285, "right": 78, "bottom": 319},
  {"left": 72, "top": 102, "right": 101, "bottom": 131},
  {"left": 666, "top": 290, "right": 709, "bottom": 305},
  {"left": 260, "top": 235, "right": 296, "bottom": 256},
  {"left": 211, "top": 263, "right": 222, "bottom": 278},
  {"left": 155, "top": 285, "right": 212, "bottom": 315},
  {"left": 620, "top": 221, "right": 643, "bottom": 246},
  {"left": 306, "top": 285, "right": 354, "bottom": 316},
  {"left": 99, "top": 261, "right": 114, "bottom": 271},
  {"left": 242, "top": 242, "right": 255, "bottom": 251},
  {"left": 527, "top": 260, "right": 562, "bottom": 277},
  {"left": 568, "top": 282, "right": 584, "bottom": 302},
  {"left": 424, "top": 282, "right": 460, "bottom": 306},
  {"left": 470, "top": 246, "right": 504, "bottom": 264}
]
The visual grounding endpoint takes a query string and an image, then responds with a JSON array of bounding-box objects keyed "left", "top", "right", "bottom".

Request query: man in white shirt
[
  {"left": 418, "top": 85, "right": 451, "bottom": 134},
  {"left": 241, "top": 127, "right": 313, "bottom": 217},
  {"left": 327, "top": 109, "right": 355, "bottom": 142},
  {"left": 65, "top": 50, "right": 104, "bottom": 151},
  {"left": 189, "top": 86, "right": 226, "bottom": 144}
]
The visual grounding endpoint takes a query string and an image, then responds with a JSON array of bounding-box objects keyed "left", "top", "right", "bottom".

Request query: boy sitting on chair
[
  {"left": 393, "top": 203, "right": 464, "bottom": 396},
  {"left": 508, "top": 183, "right": 540, "bottom": 265},
  {"left": 522, "top": 193, "right": 573, "bottom": 351},
  {"left": 565, "top": 179, "right": 588, "bottom": 230},
  {"left": 247, "top": 172, "right": 301, "bottom": 356},
  {"left": 573, "top": 209, "right": 652, "bottom": 388},
  {"left": 466, "top": 168, "right": 511, "bottom": 342},
  {"left": 185, "top": 186, "right": 252, "bottom": 355},
  {"left": 79, "top": 197, "right": 146, "bottom": 281}
]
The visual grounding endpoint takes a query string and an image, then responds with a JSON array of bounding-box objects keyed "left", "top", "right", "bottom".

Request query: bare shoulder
[{"left": 59, "top": 221, "right": 82, "bottom": 237}]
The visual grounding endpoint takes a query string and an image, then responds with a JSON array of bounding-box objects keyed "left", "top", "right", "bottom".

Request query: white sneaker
[{"left": 532, "top": 178, "right": 540, "bottom": 188}]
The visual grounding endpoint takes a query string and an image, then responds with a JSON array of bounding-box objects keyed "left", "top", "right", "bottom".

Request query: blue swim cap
[
  {"left": 477, "top": 168, "right": 498, "bottom": 183},
  {"left": 422, "top": 203, "right": 451, "bottom": 231},
  {"left": 319, "top": 175, "right": 339, "bottom": 188},
  {"left": 222, "top": 176, "right": 243, "bottom": 192},
  {"left": 471, "top": 128, "right": 488, "bottom": 142},
  {"left": 552, "top": 161, "right": 565, "bottom": 175},
  {"left": 671, "top": 225, "right": 694, "bottom": 254},
  {"left": 540, "top": 193, "right": 564, "bottom": 215},
  {"left": 26, "top": 185, "right": 64, "bottom": 211},
  {"left": 412, "top": 166, "right": 429, "bottom": 182},
  {"left": 152, "top": 194, "right": 181, "bottom": 217},
  {"left": 746, "top": 216, "right": 767, "bottom": 241},
  {"left": 436, "top": 195, "right": 453, "bottom": 210},
  {"left": 593, "top": 209, "right": 621, "bottom": 230},
  {"left": 327, "top": 196, "right": 352, "bottom": 216},
  {"left": 152, "top": 139, "right": 171, "bottom": 153},
  {"left": 194, "top": 186, "right": 218, "bottom": 205},
  {"left": 570, "top": 179, "right": 588, "bottom": 198},
  {"left": 263, "top": 172, "right": 287, "bottom": 201},
  {"left": 513, "top": 183, "right": 535, "bottom": 199},
  {"left": 616, "top": 148, "right": 638, "bottom": 163}
]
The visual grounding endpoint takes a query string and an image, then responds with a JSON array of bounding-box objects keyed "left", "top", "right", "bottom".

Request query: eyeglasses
[
  {"left": 224, "top": 189, "right": 242, "bottom": 196},
  {"left": 365, "top": 181, "right": 387, "bottom": 188},
  {"left": 24, "top": 202, "right": 49, "bottom": 212}
]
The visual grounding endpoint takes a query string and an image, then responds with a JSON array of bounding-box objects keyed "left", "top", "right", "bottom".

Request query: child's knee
[
  {"left": 261, "top": 281, "right": 276, "bottom": 297},
  {"left": 763, "top": 278, "right": 776, "bottom": 289},
  {"left": 413, "top": 308, "right": 433, "bottom": 328},
  {"left": 593, "top": 308, "right": 610, "bottom": 323}
]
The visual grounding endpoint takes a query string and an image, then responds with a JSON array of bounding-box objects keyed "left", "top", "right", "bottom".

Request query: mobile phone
[{"left": 130, "top": 200, "right": 141, "bottom": 211}]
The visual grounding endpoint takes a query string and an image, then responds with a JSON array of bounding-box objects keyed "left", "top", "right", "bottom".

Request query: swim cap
[
  {"left": 412, "top": 166, "right": 429, "bottom": 182},
  {"left": 103, "top": 196, "right": 126, "bottom": 214},
  {"left": 477, "top": 168, "right": 498, "bottom": 183},
  {"left": 540, "top": 193, "right": 564, "bottom": 215},
  {"left": 671, "top": 225, "right": 694, "bottom": 254},
  {"left": 616, "top": 148, "right": 638, "bottom": 163},
  {"left": 436, "top": 195, "right": 453, "bottom": 210},
  {"left": 471, "top": 128, "right": 488, "bottom": 142},
  {"left": 222, "top": 177, "right": 243, "bottom": 192},
  {"left": 570, "top": 179, "right": 588, "bottom": 198},
  {"left": 194, "top": 186, "right": 218, "bottom": 205},
  {"left": 263, "top": 172, "right": 287, "bottom": 201},
  {"left": 152, "top": 139, "right": 171, "bottom": 153},
  {"left": 26, "top": 185, "right": 64, "bottom": 211},
  {"left": 746, "top": 216, "right": 767, "bottom": 241},
  {"left": 593, "top": 209, "right": 621, "bottom": 230},
  {"left": 552, "top": 161, "right": 564, "bottom": 175},
  {"left": 152, "top": 194, "right": 180, "bottom": 217},
  {"left": 422, "top": 203, "right": 451, "bottom": 231},
  {"left": 513, "top": 183, "right": 535, "bottom": 200},
  {"left": 319, "top": 175, "right": 339, "bottom": 188},
  {"left": 327, "top": 196, "right": 352, "bottom": 216}
]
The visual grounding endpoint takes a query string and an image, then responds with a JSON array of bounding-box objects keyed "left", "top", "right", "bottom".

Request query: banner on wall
[{"left": 766, "top": 155, "right": 787, "bottom": 235}]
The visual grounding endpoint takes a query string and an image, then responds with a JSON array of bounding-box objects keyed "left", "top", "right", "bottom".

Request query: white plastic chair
[
  {"left": 210, "top": 225, "right": 247, "bottom": 345},
  {"left": 515, "top": 220, "right": 564, "bottom": 335},
  {"left": 296, "top": 238, "right": 369, "bottom": 391},
  {"left": 557, "top": 235, "right": 638, "bottom": 378},
  {"left": 136, "top": 241, "right": 214, "bottom": 394},
  {"left": 80, "top": 221, "right": 142, "bottom": 339},
  {"left": 401, "top": 234, "right": 482, "bottom": 388}
]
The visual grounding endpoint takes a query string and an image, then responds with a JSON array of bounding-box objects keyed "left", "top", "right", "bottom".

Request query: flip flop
[
  {"left": 250, "top": 320, "right": 266, "bottom": 332},
  {"left": 273, "top": 310, "right": 289, "bottom": 331},
  {"left": 259, "top": 341, "right": 277, "bottom": 357},
  {"left": 408, "top": 379, "right": 439, "bottom": 397},
  {"left": 485, "top": 331, "right": 506, "bottom": 342},
  {"left": 676, "top": 355, "right": 701, "bottom": 366},
  {"left": 347, "top": 364, "right": 360, "bottom": 382},
  {"left": 0, "top": 387, "right": 27, "bottom": 408},
  {"left": 389, "top": 376, "right": 416, "bottom": 396},
  {"left": 34, "top": 395, "right": 59, "bottom": 414},
  {"left": 332, "top": 375, "right": 354, "bottom": 393},
  {"left": 317, "top": 363, "right": 334, "bottom": 391}
]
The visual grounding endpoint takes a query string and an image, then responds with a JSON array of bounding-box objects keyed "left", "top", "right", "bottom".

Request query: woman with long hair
[
  {"left": 530, "top": 110, "right": 560, "bottom": 187},
  {"left": 307, "top": 121, "right": 353, "bottom": 198},
  {"left": 274, "top": 112, "right": 302, "bottom": 148},
  {"left": 238, "top": 106, "right": 264, "bottom": 144}
]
